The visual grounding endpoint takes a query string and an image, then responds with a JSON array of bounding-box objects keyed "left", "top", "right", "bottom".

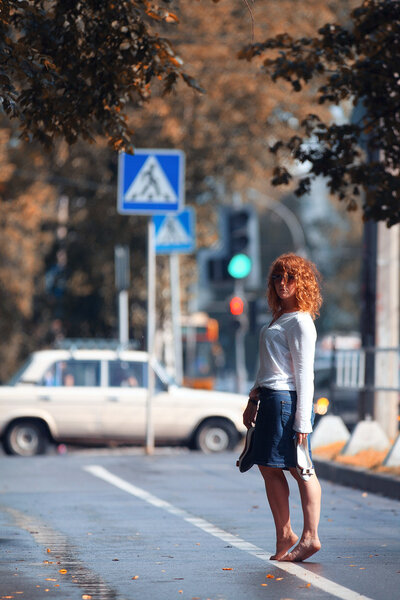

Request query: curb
[{"left": 314, "top": 458, "right": 400, "bottom": 501}]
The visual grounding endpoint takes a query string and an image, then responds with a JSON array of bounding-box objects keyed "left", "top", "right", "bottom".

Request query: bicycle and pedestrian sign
[{"left": 117, "top": 149, "right": 185, "bottom": 215}]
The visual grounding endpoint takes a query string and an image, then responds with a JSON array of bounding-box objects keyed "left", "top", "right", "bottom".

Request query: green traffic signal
[{"left": 227, "top": 253, "right": 252, "bottom": 279}]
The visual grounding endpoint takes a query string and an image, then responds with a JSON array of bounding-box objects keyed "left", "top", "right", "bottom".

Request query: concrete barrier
[
  {"left": 383, "top": 433, "right": 400, "bottom": 467},
  {"left": 311, "top": 415, "right": 350, "bottom": 450},
  {"left": 341, "top": 419, "right": 391, "bottom": 456}
]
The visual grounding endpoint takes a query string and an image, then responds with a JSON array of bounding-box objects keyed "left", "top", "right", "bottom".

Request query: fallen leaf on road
[
  {"left": 112, "top": 559, "right": 119, "bottom": 561},
  {"left": 132, "top": 575, "right": 139, "bottom": 580},
  {"left": 261, "top": 583, "right": 268, "bottom": 586},
  {"left": 266, "top": 574, "right": 274, "bottom": 579},
  {"left": 276, "top": 577, "right": 283, "bottom": 580},
  {"left": 222, "top": 568, "right": 233, "bottom": 571},
  {"left": 82, "top": 596, "right": 92, "bottom": 600},
  {"left": 46, "top": 549, "right": 51, "bottom": 553},
  {"left": 306, "top": 583, "right": 311, "bottom": 588},
  {"left": 59, "top": 569, "right": 67, "bottom": 574}
]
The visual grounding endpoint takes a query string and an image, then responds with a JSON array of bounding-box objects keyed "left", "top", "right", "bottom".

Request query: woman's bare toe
[{"left": 279, "top": 537, "right": 321, "bottom": 562}]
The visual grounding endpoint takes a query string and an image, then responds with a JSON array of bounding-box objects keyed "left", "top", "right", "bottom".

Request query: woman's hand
[
  {"left": 296, "top": 432, "right": 308, "bottom": 445},
  {"left": 249, "top": 387, "right": 260, "bottom": 401},
  {"left": 243, "top": 400, "right": 257, "bottom": 429}
]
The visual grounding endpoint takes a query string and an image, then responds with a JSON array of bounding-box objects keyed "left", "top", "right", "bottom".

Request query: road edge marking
[{"left": 84, "top": 464, "right": 375, "bottom": 600}]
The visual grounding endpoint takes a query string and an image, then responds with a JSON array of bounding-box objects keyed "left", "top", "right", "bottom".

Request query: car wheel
[
  {"left": 194, "top": 419, "right": 238, "bottom": 453},
  {"left": 3, "top": 420, "right": 49, "bottom": 457}
]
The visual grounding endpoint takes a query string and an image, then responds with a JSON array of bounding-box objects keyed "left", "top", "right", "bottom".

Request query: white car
[{"left": 0, "top": 348, "right": 247, "bottom": 456}]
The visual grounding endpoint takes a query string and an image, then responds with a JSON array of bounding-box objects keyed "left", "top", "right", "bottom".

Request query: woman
[{"left": 243, "top": 253, "right": 322, "bottom": 562}]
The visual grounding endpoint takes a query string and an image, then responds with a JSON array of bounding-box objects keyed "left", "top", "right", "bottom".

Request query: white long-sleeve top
[{"left": 252, "top": 311, "right": 316, "bottom": 433}]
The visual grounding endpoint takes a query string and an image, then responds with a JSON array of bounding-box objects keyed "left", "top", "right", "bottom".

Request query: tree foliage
[
  {"left": 239, "top": 0, "right": 400, "bottom": 226},
  {"left": 0, "top": 0, "right": 201, "bottom": 151},
  {"left": 0, "top": 0, "right": 362, "bottom": 379}
]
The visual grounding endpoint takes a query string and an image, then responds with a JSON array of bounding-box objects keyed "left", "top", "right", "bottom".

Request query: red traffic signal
[{"left": 229, "top": 296, "right": 244, "bottom": 316}]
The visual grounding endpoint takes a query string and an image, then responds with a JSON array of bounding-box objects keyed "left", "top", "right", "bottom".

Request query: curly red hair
[{"left": 267, "top": 253, "right": 322, "bottom": 320}]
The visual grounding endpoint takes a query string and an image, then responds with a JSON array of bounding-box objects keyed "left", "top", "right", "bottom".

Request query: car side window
[
  {"left": 41, "top": 360, "right": 100, "bottom": 387},
  {"left": 108, "top": 360, "right": 144, "bottom": 387}
]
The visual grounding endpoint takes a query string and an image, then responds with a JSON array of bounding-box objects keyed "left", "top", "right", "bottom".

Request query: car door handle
[
  {"left": 107, "top": 396, "right": 119, "bottom": 402},
  {"left": 38, "top": 395, "right": 51, "bottom": 402}
]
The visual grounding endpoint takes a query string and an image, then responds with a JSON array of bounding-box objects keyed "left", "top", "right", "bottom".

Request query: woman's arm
[{"left": 287, "top": 316, "right": 316, "bottom": 434}]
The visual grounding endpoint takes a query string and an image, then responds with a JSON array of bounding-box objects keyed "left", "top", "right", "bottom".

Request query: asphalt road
[{"left": 0, "top": 448, "right": 399, "bottom": 600}]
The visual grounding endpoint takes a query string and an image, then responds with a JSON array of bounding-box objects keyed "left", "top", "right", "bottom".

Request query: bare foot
[
  {"left": 279, "top": 537, "right": 321, "bottom": 562},
  {"left": 270, "top": 532, "right": 298, "bottom": 561}
]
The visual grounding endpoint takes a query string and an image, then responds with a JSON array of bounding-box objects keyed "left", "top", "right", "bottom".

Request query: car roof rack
[{"left": 54, "top": 338, "right": 140, "bottom": 351}]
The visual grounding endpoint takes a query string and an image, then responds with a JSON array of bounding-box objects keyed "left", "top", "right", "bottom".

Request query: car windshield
[
  {"left": 152, "top": 359, "right": 177, "bottom": 387},
  {"left": 7, "top": 356, "right": 34, "bottom": 385}
]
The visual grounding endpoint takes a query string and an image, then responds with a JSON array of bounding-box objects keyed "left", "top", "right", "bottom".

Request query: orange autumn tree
[{"left": 0, "top": 0, "right": 360, "bottom": 378}]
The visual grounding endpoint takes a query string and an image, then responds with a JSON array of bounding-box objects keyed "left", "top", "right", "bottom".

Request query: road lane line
[{"left": 84, "top": 465, "right": 374, "bottom": 600}]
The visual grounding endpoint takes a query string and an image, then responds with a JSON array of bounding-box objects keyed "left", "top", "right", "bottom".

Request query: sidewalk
[{"left": 313, "top": 443, "right": 400, "bottom": 501}]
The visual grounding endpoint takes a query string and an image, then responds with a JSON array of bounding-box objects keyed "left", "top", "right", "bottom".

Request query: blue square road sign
[{"left": 117, "top": 149, "right": 185, "bottom": 215}]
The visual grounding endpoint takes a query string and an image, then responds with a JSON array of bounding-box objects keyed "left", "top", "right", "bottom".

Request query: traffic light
[
  {"left": 229, "top": 296, "right": 244, "bottom": 316},
  {"left": 204, "top": 206, "right": 260, "bottom": 287},
  {"left": 228, "top": 294, "right": 248, "bottom": 332}
]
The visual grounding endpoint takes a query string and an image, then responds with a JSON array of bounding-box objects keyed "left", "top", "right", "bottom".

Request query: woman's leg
[
  {"left": 280, "top": 469, "right": 322, "bottom": 562},
  {"left": 258, "top": 466, "right": 298, "bottom": 560}
]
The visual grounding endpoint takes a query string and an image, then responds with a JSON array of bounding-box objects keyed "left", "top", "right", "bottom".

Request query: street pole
[
  {"left": 374, "top": 222, "right": 399, "bottom": 438},
  {"left": 234, "top": 279, "right": 248, "bottom": 394},
  {"left": 146, "top": 219, "right": 156, "bottom": 455},
  {"left": 170, "top": 254, "right": 183, "bottom": 385},
  {"left": 118, "top": 290, "right": 129, "bottom": 347},
  {"left": 114, "top": 245, "right": 130, "bottom": 348},
  {"left": 360, "top": 220, "right": 377, "bottom": 421}
]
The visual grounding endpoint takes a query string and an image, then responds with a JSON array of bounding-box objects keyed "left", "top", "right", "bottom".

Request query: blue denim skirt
[{"left": 252, "top": 388, "right": 312, "bottom": 469}]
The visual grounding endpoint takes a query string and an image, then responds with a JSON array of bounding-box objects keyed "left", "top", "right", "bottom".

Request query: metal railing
[{"left": 335, "top": 347, "right": 400, "bottom": 393}]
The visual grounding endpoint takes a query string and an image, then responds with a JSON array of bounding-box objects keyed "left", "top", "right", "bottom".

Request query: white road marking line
[{"left": 84, "top": 465, "right": 374, "bottom": 600}]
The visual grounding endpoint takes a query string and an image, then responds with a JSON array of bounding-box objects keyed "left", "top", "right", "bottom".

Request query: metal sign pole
[
  {"left": 146, "top": 218, "right": 156, "bottom": 454},
  {"left": 170, "top": 253, "right": 183, "bottom": 385}
]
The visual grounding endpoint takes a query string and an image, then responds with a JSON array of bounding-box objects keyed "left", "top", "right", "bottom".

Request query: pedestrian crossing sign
[
  {"left": 154, "top": 208, "right": 196, "bottom": 254},
  {"left": 118, "top": 149, "right": 185, "bottom": 215}
]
